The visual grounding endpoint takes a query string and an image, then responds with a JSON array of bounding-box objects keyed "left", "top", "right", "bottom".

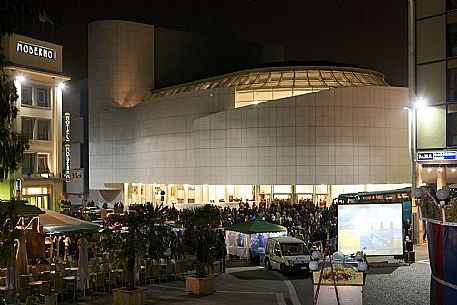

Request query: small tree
[
  {"left": 0, "top": 2, "right": 29, "bottom": 184},
  {"left": 180, "top": 205, "right": 220, "bottom": 278},
  {"left": 105, "top": 203, "right": 170, "bottom": 291},
  {"left": 143, "top": 203, "right": 172, "bottom": 260}
]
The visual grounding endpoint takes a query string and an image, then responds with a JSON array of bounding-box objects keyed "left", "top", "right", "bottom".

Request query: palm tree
[
  {"left": 180, "top": 205, "right": 220, "bottom": 278},
  {"left": 143, "top": 203, "right": 172, "bottom": 260},
  {"left": 106, "top": 203, "right": 170, "bottom": 291}
]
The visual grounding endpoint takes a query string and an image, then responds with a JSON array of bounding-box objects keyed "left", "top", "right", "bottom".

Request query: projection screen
[{"left": 338, "top": 203, "right": 403, "bottom": 256}]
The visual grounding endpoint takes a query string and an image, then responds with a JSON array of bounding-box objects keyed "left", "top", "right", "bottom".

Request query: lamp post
[{"left": 405, "top": 96, "right": 426, "bottom": 244}]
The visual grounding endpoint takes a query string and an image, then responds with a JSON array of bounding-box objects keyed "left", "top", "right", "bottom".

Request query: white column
[{"left": 437, "top": 167, "right": 447, "bottom": 190}]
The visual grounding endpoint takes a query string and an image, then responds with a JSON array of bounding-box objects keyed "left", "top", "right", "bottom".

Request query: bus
[{"left": 334, "top": 187, "right": 412, "bottom": 223}]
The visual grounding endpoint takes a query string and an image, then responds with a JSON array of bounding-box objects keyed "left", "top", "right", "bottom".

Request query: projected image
[{"left": 338, "top": 203, "right": 403, "bottom": 256}]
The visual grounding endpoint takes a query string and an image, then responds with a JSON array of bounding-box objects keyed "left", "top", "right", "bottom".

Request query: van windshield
[{"left": 281, "top": 243, "right": 309, "bottom": 256}]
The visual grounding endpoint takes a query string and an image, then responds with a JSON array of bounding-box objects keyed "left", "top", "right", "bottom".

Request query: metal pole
[{"left": 408, "top": 0, "right": 419, "bottom": 244}]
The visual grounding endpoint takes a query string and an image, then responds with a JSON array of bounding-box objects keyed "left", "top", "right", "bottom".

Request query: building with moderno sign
[
  {"left": 88, "top": 20, "right": 411, "bottom": 207},
  {"left": 1, "top": 34, "right": 69, "bottom": 210}
]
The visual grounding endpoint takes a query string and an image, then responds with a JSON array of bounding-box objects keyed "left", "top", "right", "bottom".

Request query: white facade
[
  {"left": 88, "top": 20, "right": 411, "bottom": 205},
  {"left": 2, "top": 34, "right": 69, "bottom": 210},
  {"left": 90, "top": 86, "right": 410, "bottom": 191}
]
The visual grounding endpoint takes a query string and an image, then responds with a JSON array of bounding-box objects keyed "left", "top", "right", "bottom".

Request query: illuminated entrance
[{"left": 22, "top": 186, "right": 50, "bottom": 210}]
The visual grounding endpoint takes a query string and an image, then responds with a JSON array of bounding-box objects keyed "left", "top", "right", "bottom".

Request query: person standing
[
  {"left": 217, "top": 231, "right": 227, "bottom": 274},
  {"left": 329, "top": 221, "right": 337, "bottom": 252},
  {"left": 403, "top": 219, "right": 412, "bottom": 241}
]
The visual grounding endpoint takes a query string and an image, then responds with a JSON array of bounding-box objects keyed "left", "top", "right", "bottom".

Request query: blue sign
[
  {"left": 434, "top": 151, "right": 457, "bottom": 160},
  {"left": 417, "top": 151, "right": 457, "bottom": 161}
]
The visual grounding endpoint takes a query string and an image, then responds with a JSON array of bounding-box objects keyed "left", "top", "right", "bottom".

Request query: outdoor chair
[
  {"left": 19, "top": 275, "right": 30, "bottom": 288},
  {"left": 106, "top": 273, "right": 117, "bottom": 291},
  {"left": 172, "top": 261, "right": 182, "bottom": 280},
  {"left": 51, "top": 278, "right": 65, "bottom": 301},
  {"left": 18, "top": 287, "right": 31, "bottom": 303},
  {"left": 121, "top": 269, "right": 129, "bottom": 286},
  {"left": 44, "top": 294, "right": 57, "bottom": 305},
  {"left": 55, "top": 264, "right": 63, "bottom": 272},
  {"left": 139, "top": 266, "right": 151, "bottom": 286},
  {"left": 25, "top": 296, "right": 34, "bottom": 305},
  {"left": 160, "top": 263, "right": 173, "bottom": 281},
  {"left": 94, "top": 273, "right": 106, "bottom": 292},
  {"left": 151, "top": 265, "right": 160, "bottom": 284},
  {"left": 39, "top": 283, "right": 52, "bottom": 296}
]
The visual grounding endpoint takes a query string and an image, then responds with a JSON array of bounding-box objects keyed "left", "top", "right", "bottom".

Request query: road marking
[
  {"left": 276, "top": 293, "right": 287, "bottom": 305},
  {"left": 283, "top": 278, "right": 301, "bottom": 305},
  {"left": 273, "top": 272, "right": 301, "bottom": 305},
  {"left": 416, "top": 259, "right": 430, "bottom": 265},
  {"left": 151, "top": 284, "right": 184, "bottom": 290},
  {"left": 153, "top": 283, "right": 287, "bottom": 305}
]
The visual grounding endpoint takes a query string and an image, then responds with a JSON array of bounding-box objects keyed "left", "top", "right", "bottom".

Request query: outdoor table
[
  {"left": 0, "top": 286, "right": 12, "bottom": 300},
  {"left": 111, "top": 269, "right": 123, "bottom": 274},
  {"left": 29, "top": 280, "right": 48, "bottom": 296},
  {"left": 0, "top": 286, "right": 11, "bottom": 292},
  {"left": 62, "top": 275, "right": 77, "bottom": 281},
  {"left": 63, "top": 275, "right": 78, "bottom": 299},
  {"left": 65, "top": 267, "right": 79, "bottom": 275},
  {"left": 29, "top": 280, "right": 48, "bottom": 286}
]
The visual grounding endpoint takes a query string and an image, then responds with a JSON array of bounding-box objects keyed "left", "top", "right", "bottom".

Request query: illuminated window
[
  {"left": 447, "top": 103, "right": 457, "bottom": 147},
  {"left": 37, "top": 119, "right": 50, "bottom": 140},
  {"left": 21, "top": 86, "right": 32, "bottom": 105},
  {"left": 38, "top": 154, "right": 49, "bottom": 173},
  {"left": 36, "top": 87, "right": 50, "bottom": 107},
  {"left": 22, "top": 153, "right": 36, "bottom": 175},
  {"left": 22, "top": 117, "right": 34, "bottom": 140}
]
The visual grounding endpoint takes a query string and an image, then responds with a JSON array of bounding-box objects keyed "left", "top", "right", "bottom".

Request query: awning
[
  {"left": 225, "top": 220, "right": 287, "bottom": 234},
  {"left": 38, "top": 209, "right": 101, "bottom": 234},
  {"left": 0, "top": 200, "right": 45, "bottom": 217}
]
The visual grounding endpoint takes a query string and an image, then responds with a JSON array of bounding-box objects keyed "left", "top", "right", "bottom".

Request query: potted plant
[
  {"left": 105, "top": 203, "right": 169, "bottom": 305},
  {"left": 143, "top": 204, "right": 172, "bottom": 262},
  {"left": 180, "top": 205, "right": 220, "bottom": 295}
]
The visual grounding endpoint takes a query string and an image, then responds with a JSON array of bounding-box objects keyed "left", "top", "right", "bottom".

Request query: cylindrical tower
[{"left": 88, "top": 20, "right": 154, "bottom": 188}]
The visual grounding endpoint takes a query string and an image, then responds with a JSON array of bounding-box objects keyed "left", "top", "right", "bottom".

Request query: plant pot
[
  {"left": 113, "top": 287, "right": 146, "bottom": 305},
  {"left": 185, "top": 276, "right": 215, "bottom": 296}
]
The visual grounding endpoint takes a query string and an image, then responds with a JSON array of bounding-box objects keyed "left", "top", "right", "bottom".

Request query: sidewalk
[
  {"left": 61, "top": 271, "right": 292, "bottom": 305},
  {"left": 414, "top": 241, "right": 429, "bottom": 262}
]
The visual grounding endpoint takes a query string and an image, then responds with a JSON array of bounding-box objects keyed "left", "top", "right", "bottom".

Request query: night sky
[{"left": 17, "top": 0, "right": 408, "bottom": 86}]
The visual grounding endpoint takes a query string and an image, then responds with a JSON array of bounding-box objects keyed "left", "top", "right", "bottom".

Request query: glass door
[{"left": 25, "top": 194, "right": 50, "bottom": 210}]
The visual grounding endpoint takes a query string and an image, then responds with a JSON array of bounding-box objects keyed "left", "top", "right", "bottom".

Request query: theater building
[
  {"left": 1, "top": 34, "right": 69, "bottom": 210},
  {"left": 88, "top": 20, "right": 411, "bottom": 206}
]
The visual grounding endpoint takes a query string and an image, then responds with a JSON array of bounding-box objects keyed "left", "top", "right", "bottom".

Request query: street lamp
[{"left": 405, "top": 96, "right": 427, "bottom": 190}]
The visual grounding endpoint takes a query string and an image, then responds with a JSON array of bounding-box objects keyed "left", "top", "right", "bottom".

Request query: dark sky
[{"left": 19, "top": 0, "right": 408, "bottom": 86}]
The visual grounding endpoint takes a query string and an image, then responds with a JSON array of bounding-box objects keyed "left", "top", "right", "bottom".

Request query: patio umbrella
[
  {"left": 6, "top": 247, "right": 17, "bottom": 290},
  {"left": 38, "top": 209, "right": 101, "bottom": 234},
  {"left": 77, "top": 236, "right": 89, "bottom": 292},
  {"left": 16, "top": 230, "right": 28, "bottom": 276},
  {"left": 225, "top": 220, "right": 287, "bottom": 234},
  {"left": 0, "top": 200, "right": 45, "bottom": 217}
]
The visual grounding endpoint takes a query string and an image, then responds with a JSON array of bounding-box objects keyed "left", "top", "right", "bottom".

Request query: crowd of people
[
  {"left": 67, "top": 197, "right": 340, "bottom": 253},
  {"left": 210, "top": 199, "right": 338, "bottom": 250},
  {"left": 162, "top": 198, "right": 338, "bottom": 251}
]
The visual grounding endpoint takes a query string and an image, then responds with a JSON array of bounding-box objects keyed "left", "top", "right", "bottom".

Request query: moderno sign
[{"left": 16, "top": 41, "right": 55, "bottom": 59}]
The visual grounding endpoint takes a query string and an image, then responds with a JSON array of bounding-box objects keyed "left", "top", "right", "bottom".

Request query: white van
[{"left": 265, "top": 237, "right": 311, "bottom": 274}]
